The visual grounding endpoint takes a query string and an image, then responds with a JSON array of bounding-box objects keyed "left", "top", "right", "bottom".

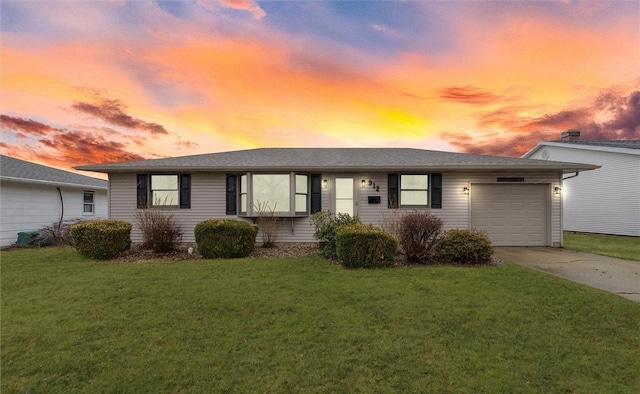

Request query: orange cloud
[
  {"left": 438, "top": 86, "right": 504, "bottom": 105},
  {"left": 442, "top": 89, "right": 640, "bottom": 156},
  {"left": 0, "top": 115, "right": 58, "bottom": 136},
  {"left": 1, "top": 1, "right": 637, "bottom": 174},
  {"left": 1, "top": 114, "right": 146, "bottom": 166},
  {"left": 72, "top": 92, "right": 168, "bottom": 134}
]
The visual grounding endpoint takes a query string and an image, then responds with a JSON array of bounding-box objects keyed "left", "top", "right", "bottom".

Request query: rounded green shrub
[
  {"left": 195, "top": 219, "right": 258, "bottom": 259},
  {"left": 71, "top": 220, "right": 132, "bottom": 260},
  {"left": 435, "top": 229, "right": 494, "bottom": 265},
  {"left": 310, "top": 211, "right": 361, "bottom": 259},
  {"left": 336, "top": 224, "right": 398, "bottom": 269}
]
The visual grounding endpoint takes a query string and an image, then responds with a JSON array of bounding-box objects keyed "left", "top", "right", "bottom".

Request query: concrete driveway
[{"left": 495, "top": 247, "right": 640, "bottom": 302}]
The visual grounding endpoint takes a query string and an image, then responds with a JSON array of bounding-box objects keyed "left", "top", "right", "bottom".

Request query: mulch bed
[
  {"left": 114, "top": 242, "right": 504, "bottom": 266},
  {"left": 114, "top": 242, "right": 321, "bottom": 262}
]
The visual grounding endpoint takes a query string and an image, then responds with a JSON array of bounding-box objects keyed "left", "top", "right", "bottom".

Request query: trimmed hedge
[
  {"left": 195, "top": 219, "right": 258, "bottom": 259},
  {"left": 71, "top": 220, "right": 132, "bottom": 260},
  {"left": 435, "top": 229, "right": 494, "bottom": 265},
  {"left": 336, "top": 225, "right": 398, "bottom": 269}
]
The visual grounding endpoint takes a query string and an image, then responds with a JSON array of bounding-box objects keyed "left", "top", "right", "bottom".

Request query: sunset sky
[{"left": 1, "top": 0, "right": 638, "bottom": 177}]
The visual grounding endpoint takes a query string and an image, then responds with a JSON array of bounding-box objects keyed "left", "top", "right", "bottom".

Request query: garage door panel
[{"left": 471, "top": 184, "right": 548, "bottom": 246}]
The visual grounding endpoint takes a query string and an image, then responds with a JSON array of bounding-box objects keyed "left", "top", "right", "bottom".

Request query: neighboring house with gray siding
[
  {"left": 0, "top": 155, "right": 108, "bottom": 247},
  {"left": 76, "top": 148, "right": 597, "bottom": 247},
  {"left": 523, "top": 132, "right": 640, "bottom": 237}
]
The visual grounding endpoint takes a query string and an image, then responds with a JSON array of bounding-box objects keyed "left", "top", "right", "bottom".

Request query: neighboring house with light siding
[
  {"left": 523, "top": 132, "right": 640, "bottom": 237},
  {"left": 0, "top": 155, "right": 108, "bottom": 247},
  {"left": 76, "top": 148, "right": 597, "bottom": 247}
]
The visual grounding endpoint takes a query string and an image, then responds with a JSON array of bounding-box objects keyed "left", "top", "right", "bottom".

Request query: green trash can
[{"left": 16, "top": 232, "right": 34, "bottom": 246}]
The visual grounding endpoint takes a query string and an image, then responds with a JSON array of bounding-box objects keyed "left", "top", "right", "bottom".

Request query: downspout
[
  {"left": 56, "top": 187, "right": 64, "bottom": 232},
  {"left": 563, "top": 172, "right": 579, "bottom": 181},
  {"left": 559, "top": 172, "right": 578, "bottom": 248}
]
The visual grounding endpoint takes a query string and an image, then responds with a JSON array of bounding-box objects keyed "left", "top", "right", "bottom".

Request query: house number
[{"left": 368, "top": 180, "right": 380, "bottom": 192}]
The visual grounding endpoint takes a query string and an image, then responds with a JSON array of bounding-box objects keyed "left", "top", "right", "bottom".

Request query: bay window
[
  {"left": 237, "top": 173, "right": 310, "bottom": 216},
  {"left": 295, "top": 174, "right": 308, "bottom": 213},
  {"left": 240, "top": 174, "right": 247, "bottom": 214},
  {"left": 253, "top": 174, "right": 290, "bottom": 212}
]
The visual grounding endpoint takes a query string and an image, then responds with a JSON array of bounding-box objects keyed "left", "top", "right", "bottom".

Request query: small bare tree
[
  {"left": 381, "top": 209, "right": 444, "bottom": 264},
  {"left": 134, "top": 208, "right": 183, "bottom": 253},
  {"left": 397, "top": 211, "right": 443, "bottom": 264},
  {"left": 380, "top": 209, "right": 403, "bottom": 241},
  {"left": 254, "top": 200, "right": 281, "bottom": 248}
]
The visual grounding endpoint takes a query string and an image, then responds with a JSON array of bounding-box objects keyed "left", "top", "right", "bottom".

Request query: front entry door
[{"left": 335, "top": 177, "right": 356, "bottom": 217}]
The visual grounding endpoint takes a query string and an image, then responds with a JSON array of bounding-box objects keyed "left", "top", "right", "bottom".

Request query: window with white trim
[
  {"left": 151, "top": 175, "right": 179, "bottom": 207},
  {"left": 253, "top": 174, "right": 290, "bottom": 212},
  {"left": 240, "top": 174, "right": 248, "bottom": 215},
  {"left": 400, "top": 175, "right": 429, "bottom": 207},
  {"left": 295, "top": 174, "right": 309, "bottom": 213},
  {"left": 83, "top": 191, "right": 95, "bottom": 214},
  {"left": 238, "top": 173, "right": 310, "bottom": 216}
]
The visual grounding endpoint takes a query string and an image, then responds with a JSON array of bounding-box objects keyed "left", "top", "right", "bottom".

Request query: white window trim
[
  {"left": 239, "top": 172, "right": 310, "bottom": 217},
  {"left": 150, "top": 174, "right": 179, "bottom": 207},
  {"left": 399, "top": 174, "right": 429, "bottom": 208},
  {"left": 83, "top": 190, "right": 95, "bottom": 215}
]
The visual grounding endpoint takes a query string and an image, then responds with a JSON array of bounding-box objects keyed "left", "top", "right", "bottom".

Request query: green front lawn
[
  {"left": 2, "top": 248, "right": 639, "bottom": 393},
  {"left": 564, "top": 232, "right": 640, "bottom": 261}
]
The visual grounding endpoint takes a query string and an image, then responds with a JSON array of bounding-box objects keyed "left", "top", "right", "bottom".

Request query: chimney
[{"left": 561, "top": 129, "right": 580, "bottom": 141}]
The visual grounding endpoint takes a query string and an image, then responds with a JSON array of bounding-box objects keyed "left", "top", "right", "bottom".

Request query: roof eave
[
  {"left": 75, "top": 164, "right": 598, "bottom": 174},
  {"left": 0, "top": 176, "right": 108, "bottom": 190},
  {"left": 524, "top": 141, "right": 640, "bottom": 155}
]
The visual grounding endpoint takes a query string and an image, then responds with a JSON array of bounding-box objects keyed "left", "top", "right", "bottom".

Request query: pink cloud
[
  {"left": 438, "top": 86, "right": 503, "bottom": 105},
  {"left": 213, "top": 0, "right": 266, "bottom": 20},
  {"left": 72, "top": 92, "right": 168, "bottom": 134},
  {"left": 442, "top": 89, "right": 640, "bottom": 157}
]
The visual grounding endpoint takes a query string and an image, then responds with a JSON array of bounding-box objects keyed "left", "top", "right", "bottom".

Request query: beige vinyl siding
[
  {"left": 528, "top": 146, "right": 640, "bottom": 237},
  {"left": 110, "top": 172, "right": 224, "bottom": 243},
  {"left": 108, "top": 170, "right": 562, "bottom": 246},
  {"left": 109, "top": 172, "right": 317, "bottom": 243},
  {"left": 465, "top": 172, "right": 561, "bottom": 246},
  {"left": 355, "top": 171, "right": 561, "bottom": 246},
  {"left": 357, "top": 173, "right": 389, "bottom": 227}
]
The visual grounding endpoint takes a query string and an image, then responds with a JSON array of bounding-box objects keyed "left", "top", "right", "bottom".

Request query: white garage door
[{"left": 471, "top": 184, "right": 548, "bottom": 246}]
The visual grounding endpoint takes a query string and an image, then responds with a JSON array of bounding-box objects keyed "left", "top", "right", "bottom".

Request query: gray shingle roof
[
  {"left": 75, "top": 148, "right": 597, "bottom": 173},
  {"left": 1, "top": 155, "right": 107, "bottom": 189},
  {"left": 550, "top": 140, "right": 640, "bottom": 150}
]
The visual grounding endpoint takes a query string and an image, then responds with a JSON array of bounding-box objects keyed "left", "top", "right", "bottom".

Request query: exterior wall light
[
  {"left": 322, "top": 179, "right": 328, "bottom": 188},
  {"left": 463, "top": 187, "right": 470, "bottom": 195},
  {"left": 361, "top": 179, "right": 367, "bottom": 188},
  {"left": 554, "top": 186, "right": 562, "bottom": 195}
]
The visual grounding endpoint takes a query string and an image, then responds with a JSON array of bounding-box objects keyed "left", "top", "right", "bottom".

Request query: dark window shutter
[
  {"left": 136, "top": 174, "right": 148, "bottom": 209},
  {"left": 431, "top": 173, "right": 442, "bottom": 209},
  {"left": 310, "top": 174, "right": 322, "bottom": 214},
  {"left": 179, "top": 174, "right": 191, "bottom": 209},
  {"left": 226, "top": 174, "right": 237, "bottom": 215},
  {"left": 388, "top": 174, "right": 398, "bottom": 208}
]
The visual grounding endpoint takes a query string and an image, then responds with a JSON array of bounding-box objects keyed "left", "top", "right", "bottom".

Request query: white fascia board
[
  {"left": 523, "top": 141, "right": 640, "bottom": 156},
  {"left": 521, "top": 144, "right": 543, "bottom": 158},
  {"left": 0, "top": 176, "right": 108, "bottom": 190}
]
